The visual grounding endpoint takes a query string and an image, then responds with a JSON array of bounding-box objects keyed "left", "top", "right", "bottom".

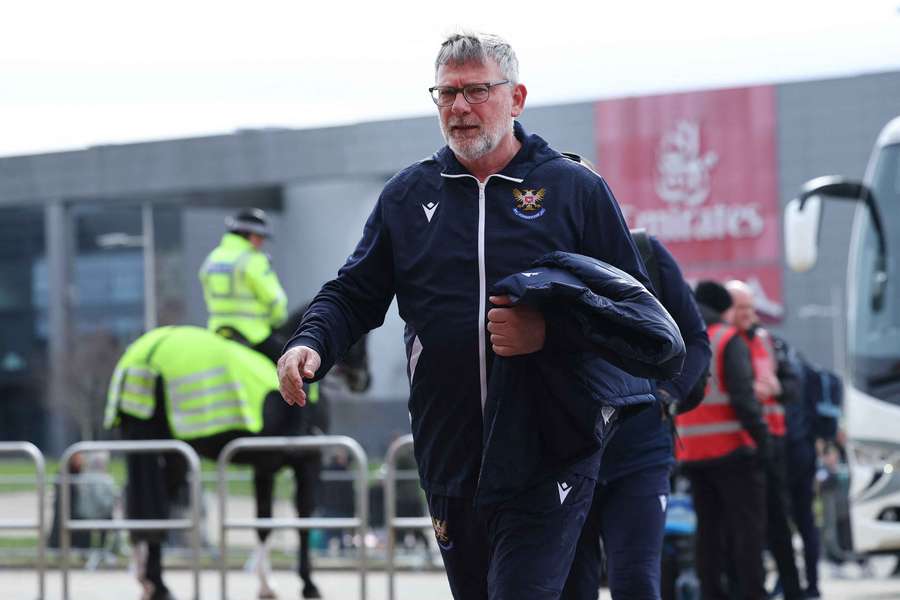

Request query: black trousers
[
  {"left": 786, "top": 441, "right": 820, "bottom": 593},
  {"left": 120, "top": 407, "right": 186, "bottom": 589},
  {"left": 562, "top": 464, "right": 671, "bottom": 600},
  {"left": 766, "top": 438, "right": 803, "bottom": 600},
  {"left": 686, "top": 456, "right": 767, "bottom": 600}
]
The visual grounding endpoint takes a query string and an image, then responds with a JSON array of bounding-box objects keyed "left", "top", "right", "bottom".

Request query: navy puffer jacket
[{"left": 476, "top": 252, "right": 685, "bottom": 506}]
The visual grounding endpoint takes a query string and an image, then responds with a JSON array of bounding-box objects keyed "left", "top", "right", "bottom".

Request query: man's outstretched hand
[{"left": 277, "top": 346, "right": 321, "bottom": 406}]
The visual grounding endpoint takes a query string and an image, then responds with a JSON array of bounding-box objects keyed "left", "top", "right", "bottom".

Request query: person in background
[
  {"left": 676, "top": 280, "right": 770, "bottom": 600},
  {"left": 558, "top": 211, "right": 711, "bottom": 597},
  {"left": 777, "top": 348, "right": 841, "bottom": 599},
  {"left": 725, "top": 280, "right": 803, "bottom": 600},
  {"left": 47, "top": 452, "right": 91, "bottom": 551},
  {"left": 198, "top": 208, "right": 288, "bottom": 363}
]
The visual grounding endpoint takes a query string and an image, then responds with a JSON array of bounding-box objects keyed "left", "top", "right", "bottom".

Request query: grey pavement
[
  {"left": 4, "top": 489, "right": 900, "bottom": 599},
  {"left": 3, "top": 567, "right": 900, "bottom": 600}
]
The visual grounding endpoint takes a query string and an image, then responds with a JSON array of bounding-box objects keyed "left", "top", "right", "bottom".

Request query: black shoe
[
  {"left": 302, "top": 582, "right": 322, "bottom": 599},
  {"left": 804, "top": 588, "right": 822, "bottom": 600}
]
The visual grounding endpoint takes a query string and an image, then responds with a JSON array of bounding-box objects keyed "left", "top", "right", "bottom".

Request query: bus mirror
[
  {"left": 784, "top": 195, "right": 822, "bottom": 272},
  {"left": 790, "top": 175, "right": 887, "bottom": 312}
]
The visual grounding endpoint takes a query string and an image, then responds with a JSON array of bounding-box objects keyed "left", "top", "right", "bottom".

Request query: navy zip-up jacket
[
  {"left": 287, "top": 122, "right": 652, "bottom": 497},
  {"left": 476, "top": 252, "right": 685, "bottom": 506}
]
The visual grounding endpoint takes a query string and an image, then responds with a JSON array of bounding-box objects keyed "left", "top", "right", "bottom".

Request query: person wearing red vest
[
  {"left": 677, "top": 280, "right": 770, "bottom": 600},
  {"left": 726, "top": 280, "right": 804, "bottom": 600}
]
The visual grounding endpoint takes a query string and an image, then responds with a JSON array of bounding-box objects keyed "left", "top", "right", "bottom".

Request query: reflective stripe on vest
[
  {"left": 103, "top": 327, "right": 176, "bottom": 429},
  {"left": 677, "top": 421, "right": 745, "bottom": 436},
  {"left": 201, "top": 252, "right": 254, "bottom": 299},
  {"left": 165, "top": 366, "right": 252, "bottom": 438},
  {"left": 202, "top": 253, "right": 271, "bottom": 317},
  {"left": 115, "top": 366, "right": 156, "bottom": 420},
  {"left": 105, "top": 325, "right": 273, "bottom": 438},
  {"left": 676, "top": 323, "right": 756, "bottom": 462}
]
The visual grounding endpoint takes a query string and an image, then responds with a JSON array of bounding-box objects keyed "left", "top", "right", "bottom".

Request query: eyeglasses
[{"left": 428, "top": 80, "right": 510, "bottom": 107}]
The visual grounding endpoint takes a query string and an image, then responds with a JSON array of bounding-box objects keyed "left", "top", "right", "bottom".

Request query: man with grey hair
[
  {"left": 279, "top": 31, "right": 655, "bottom": 599},
  {"left": 726, "top": 280, "right": 804, "bottom": 600}
]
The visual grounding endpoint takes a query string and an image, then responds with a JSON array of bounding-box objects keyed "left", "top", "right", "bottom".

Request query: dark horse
[{"left": 114, "top": 307, "right": 368, "bottom": 600}]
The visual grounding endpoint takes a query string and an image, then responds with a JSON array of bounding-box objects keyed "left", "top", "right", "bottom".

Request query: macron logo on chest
[
  {"left": 422, "top": 201, "right": 439, "bottom": 223},
  {"left": 557, "top": 481, "right": 572, "bottom": 504}
]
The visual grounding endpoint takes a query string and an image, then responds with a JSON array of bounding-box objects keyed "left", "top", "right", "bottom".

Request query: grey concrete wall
[
  {"left": 0, "top": 101, "right": 591, "bottom": 208},
  {"left": 519, "top": 101, "right": 597, "bottom": 162},
  {"left": 281, "top": 178, "right": 410, "bottom": 401},
  {"left": 0, "top": 116, "right": 444, "bottom": 206}
]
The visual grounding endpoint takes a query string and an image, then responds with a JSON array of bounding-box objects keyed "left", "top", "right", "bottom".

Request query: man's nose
[{"left": 450, "top": 91, "right": 471, "bottom": 115}]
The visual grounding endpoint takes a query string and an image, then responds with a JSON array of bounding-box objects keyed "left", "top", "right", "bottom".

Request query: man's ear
[{"left": 511, "top": 83, "right": 527, "bottom": 117}]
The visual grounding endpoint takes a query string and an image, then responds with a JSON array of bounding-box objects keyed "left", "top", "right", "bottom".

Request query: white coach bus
[{"left": 785, "top": 115, "right": 900, "bottom": 553}]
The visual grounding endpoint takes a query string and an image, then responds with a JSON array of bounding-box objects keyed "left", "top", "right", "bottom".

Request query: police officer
[{"left": 199, "top": 208, "right": 288, "bottom": 363}]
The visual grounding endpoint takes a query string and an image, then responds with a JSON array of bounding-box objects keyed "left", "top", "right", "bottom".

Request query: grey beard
[
  {"left": 441, "top": 118, "right": 513, "bottom": 162},
  {"left": 448, "top": 133, "right": 493, "bottom": 161}
]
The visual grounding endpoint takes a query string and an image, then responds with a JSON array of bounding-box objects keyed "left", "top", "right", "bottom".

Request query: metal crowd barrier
[
  {"left": 217, "top": 435, "right": 369, "bottom": 600},
  {"left": 60, "top": 440, "right": 202, "bottom": 600},
  {"left": 384, "top": 434, "right": 433, "bottom": 600},
  {"left": 0, "top": 441, "right": 46, "bottom": 600}
]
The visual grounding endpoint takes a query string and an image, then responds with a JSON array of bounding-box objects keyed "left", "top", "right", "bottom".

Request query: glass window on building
[
  {"left": 62, "top": 204, "right": 147, "bottom": 440},
  {"left": 0, "top": 206, "right": 47, "bottom": 444}
]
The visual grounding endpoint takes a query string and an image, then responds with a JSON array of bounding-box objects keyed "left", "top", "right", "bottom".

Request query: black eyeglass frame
[{"left": 428, "top": 80, "right": 511, "bottom": 107}]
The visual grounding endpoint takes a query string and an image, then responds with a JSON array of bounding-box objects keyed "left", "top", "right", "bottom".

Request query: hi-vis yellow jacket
[
  {"left": 104, "top": 326, "right": 278, "bottom": 439},
  {"left": 198, "top": 233, "right": 288, "bottom": 345}
]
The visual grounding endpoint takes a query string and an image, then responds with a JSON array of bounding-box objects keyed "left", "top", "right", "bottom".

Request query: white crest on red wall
[
  {"left": 655, "top": 120, "right": 718, "bottom": 207},
  {"left": 625, "top": 118, "right": 763, "bottom": 244}
]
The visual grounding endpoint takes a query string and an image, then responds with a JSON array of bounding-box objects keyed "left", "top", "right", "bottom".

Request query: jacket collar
[
  {"left": 221, "top": 232, "right": 255, "bottom": 251},
  {"left": 434, "top": 121, "right": 562, "bottom": 180}
]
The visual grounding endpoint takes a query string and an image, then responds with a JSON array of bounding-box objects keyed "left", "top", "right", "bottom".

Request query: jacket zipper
[
  {"left": 477, "top": 180, "right": 488, "bottom": 411},
  {"left": 441, "top": 172, "right": 523, "bottom": 413}
]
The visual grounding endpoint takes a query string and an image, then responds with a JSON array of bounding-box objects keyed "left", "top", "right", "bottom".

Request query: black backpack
[{"left": 630, "top": 228, "right": 709, "bottom": 414}]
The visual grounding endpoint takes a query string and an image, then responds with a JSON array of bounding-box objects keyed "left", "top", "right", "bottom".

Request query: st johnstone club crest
[{"left": 512, "top": 188, "right": 546, "bottom": 220}]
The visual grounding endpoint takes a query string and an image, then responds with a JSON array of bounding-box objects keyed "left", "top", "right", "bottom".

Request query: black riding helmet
[{"left": 226, "top": 208, "right": 272, "bottom": 238}]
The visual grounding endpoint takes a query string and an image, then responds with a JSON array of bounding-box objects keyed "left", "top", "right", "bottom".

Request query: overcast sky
[{"left": 3, "top": 0, "right": 900, "bottom": 158}]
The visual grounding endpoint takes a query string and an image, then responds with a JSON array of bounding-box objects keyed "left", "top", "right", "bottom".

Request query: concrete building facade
[{"left": 1, "top": 69, "right": 897, "bottom": 454}]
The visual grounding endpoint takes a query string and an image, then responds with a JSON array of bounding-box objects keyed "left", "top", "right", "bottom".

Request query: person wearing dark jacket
[
  {"left": 775, "top": 341, "right": 836, "bottom": 600},
  {"left": 562, "top": 234, "right": 711, "bottom": 600},
  {"left": 675, "top": 280, "right": 770, "bottom": 600},
  {"left": 277, "top": 32, "right": 655, "bottom": 600}
]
